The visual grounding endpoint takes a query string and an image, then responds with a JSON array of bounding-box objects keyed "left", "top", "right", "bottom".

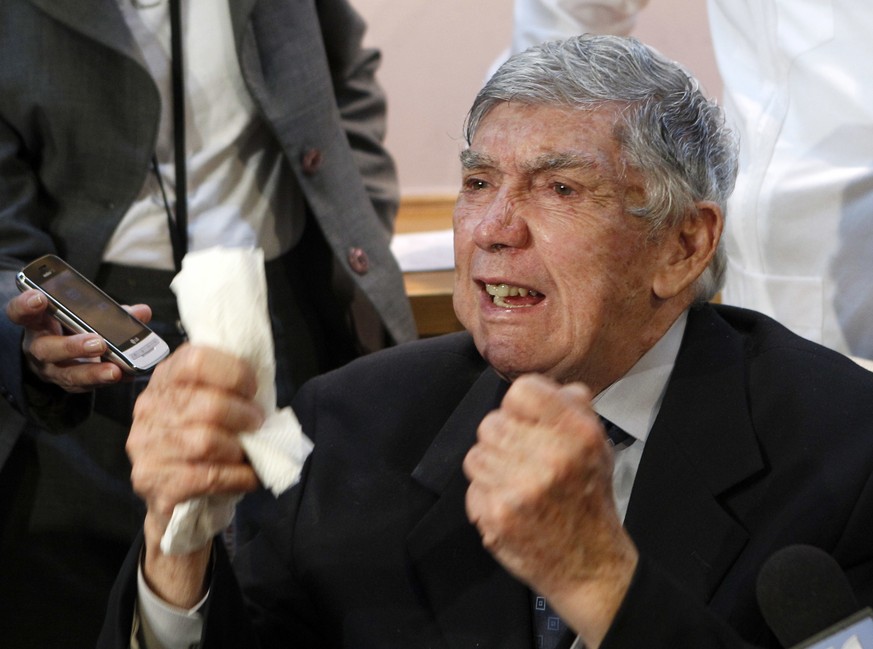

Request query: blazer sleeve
[
  {"left": 0, "top": 115, "right": 50, "bottom": 404},
  {"left": 96, "top": 534, "right": 262, "bottom": 649},
  {"left": 0, "top": 114, "right": 90, "bottom": 433},
  {"left": 98, "top": 381, "right": 327, "bottom": 649},
  {"left": 314, "top": 0, "right": 399, "bottom": 234},
  {"left": 601, "top": 557, "right": 761, "bottom": 649}
]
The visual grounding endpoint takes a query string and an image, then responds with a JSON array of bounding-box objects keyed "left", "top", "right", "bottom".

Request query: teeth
[
  {"left": 484, "top": 283, "right": 540, "bottom": 308},
  {"left": 486, "top": 283, "right": 509, "bottom": 297}
]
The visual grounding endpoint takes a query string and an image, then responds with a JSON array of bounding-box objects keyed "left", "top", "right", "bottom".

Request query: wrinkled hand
[
  {"left": 6, "top": 289, "right": 153, "bottom": 392},
  {"left": 463, "top": 374, "right": 638, "bottom": 648},
  {"left": 128, "top": 344, "right": 264, "bottom": 606}
]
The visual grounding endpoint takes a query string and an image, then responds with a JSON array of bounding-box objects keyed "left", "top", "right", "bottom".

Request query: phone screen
[{"left": 39, "top": 267, "right": 151, "bottom": 350}]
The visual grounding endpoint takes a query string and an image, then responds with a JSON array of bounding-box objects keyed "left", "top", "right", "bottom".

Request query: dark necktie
[
  {"left": 531, "top": 417, "right": 634, "bottom": 649},
  {"left": 532, "top": 593, "right": 573, "bottom": 649},
  {"left": 601, "top": 416, "right": 634, "bottom": 450}
]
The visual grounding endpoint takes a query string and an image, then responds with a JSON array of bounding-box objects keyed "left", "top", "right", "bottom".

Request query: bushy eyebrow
[
  {"left": 520, "top": 152, "right": 599, "bottom": 175},
  {"left": 459, "top": 149, "right": 495, "bottom": 170},
  {"left": 459, "top": 149, "right": 601, "bottom": 175}
]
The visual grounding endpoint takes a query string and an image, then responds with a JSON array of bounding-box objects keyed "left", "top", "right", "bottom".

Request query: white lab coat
[{"left": 512, "top": 0, "right": 873, "bottom": 357}]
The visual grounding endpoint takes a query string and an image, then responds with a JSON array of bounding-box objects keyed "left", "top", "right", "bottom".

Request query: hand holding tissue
[{"left": 160, "top": 247, "right": 313, "bottom": 555}]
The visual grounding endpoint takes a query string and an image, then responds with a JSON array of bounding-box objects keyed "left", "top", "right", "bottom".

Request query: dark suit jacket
[
  {"left": 0, "top": 0, "right": 417, "bottom": 461},
  {"left": 101, "top": 304, "right": 873, "bottom": 648}
]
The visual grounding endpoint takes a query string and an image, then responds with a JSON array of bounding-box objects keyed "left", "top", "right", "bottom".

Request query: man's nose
[{"left": 471, "top": 190, "right": 530, "bottom": 251}]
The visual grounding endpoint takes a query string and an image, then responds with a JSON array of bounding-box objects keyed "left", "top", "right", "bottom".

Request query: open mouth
[{"left": 484, "top": 283, "right": 544, "bottom": 308}]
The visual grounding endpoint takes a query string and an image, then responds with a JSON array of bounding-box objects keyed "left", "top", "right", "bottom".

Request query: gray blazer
[{"left": 0, "top": 0, "right": 417, "bottom": 464}]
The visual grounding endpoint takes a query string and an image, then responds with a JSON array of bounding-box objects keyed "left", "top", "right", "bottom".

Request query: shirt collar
[{"left": 592, "top": 310, "right": 688, "bottom": 444}]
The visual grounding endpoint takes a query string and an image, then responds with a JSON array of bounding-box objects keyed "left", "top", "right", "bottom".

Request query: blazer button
[
  {"left": 301, "top": 148, "right": 323, "bottom": 175},
  {"left": 348, "top": 247, "right": 369, "bottom": 275}
]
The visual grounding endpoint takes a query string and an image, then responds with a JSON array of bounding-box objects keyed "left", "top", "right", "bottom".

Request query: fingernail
[
  {"left": 84, "top": 338, "right": 104, "bottom": 353},
  {"left": 27, "top": 293, "right": 44, "bottom": 308}
]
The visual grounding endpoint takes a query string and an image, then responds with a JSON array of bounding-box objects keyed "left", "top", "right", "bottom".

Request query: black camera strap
[{"left": 152, "top": 0, "right": 187, "bottom": 273}]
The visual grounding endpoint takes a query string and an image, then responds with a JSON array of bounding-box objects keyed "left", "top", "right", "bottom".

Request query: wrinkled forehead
[{"left": 462, "top": 102, "right": 634, "bottom": 183}]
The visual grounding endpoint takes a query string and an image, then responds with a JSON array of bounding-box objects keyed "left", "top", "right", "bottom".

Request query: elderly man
[{"left": 100, "top": 35, "right": 873, "bottom": 649}]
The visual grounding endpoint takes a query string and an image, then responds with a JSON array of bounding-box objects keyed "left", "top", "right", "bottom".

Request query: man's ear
[{"left": 652, "top": 201, "right": 723, "bottom": 300}]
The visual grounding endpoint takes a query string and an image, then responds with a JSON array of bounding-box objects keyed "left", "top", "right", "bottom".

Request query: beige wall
[{"left": 355, "top": 0, "right": 722, "bottom": 197}]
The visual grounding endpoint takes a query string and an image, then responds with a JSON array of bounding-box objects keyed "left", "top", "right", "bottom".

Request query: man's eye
[
  {"left": 553, "top": 182, "right": 574, "bottom": 196},
  {"left": 465, "top": 178, "right": 489, "bottom": 191}
]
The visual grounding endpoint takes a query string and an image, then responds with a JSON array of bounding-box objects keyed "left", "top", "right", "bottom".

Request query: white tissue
[{"left": 160, "top": 247, "right": 313, "bottom": 555}]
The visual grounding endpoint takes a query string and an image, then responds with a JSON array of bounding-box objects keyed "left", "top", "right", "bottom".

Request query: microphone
[{"left": 756, "top": 545, "right": 873, "bottom": 648}]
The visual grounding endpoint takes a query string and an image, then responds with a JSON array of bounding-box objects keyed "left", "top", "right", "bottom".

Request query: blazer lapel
[
  {"left": 405, "top": 305, "right": 764, "bottom": 643},
  {"left": 27, "top": 0, "right": 140, "bottom": 62},
  {"left": 408, "top": 370, "right": 532, "bottom": 649},
  {"left": 31, "top": 0, "right": 256, "bottom": 64},
  {"left": 625, "top": 304, "right": 764, "bottom": 602},
  {"left": 227, "top": 0, "right": 258, "bottom": 50}
]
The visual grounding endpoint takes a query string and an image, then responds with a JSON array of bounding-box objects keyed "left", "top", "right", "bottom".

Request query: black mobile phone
[{"left": 16, "top": 254, "right": 170, "bottom": 374}]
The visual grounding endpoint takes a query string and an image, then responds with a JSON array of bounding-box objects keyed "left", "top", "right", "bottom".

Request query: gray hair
[{"left": 463, "top": 34, "right": 738, "bottom": 302}]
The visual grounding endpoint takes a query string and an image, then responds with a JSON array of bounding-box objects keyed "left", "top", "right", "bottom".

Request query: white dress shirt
[
  {"left": 594, "top": 309, "right": 686, "bottom": 523},
  {"left": 107, "top": 0, "right": 304, "bottom": 269},
  {"left": 565, "top": 310, "right": 686, "bottom": 649}
]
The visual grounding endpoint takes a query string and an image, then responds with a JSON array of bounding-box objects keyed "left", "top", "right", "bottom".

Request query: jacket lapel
[
  {"left": 27, "top": 0, "right": 140, "bottom": 62},
  {"left": 625, "top": 304, "right": 763, "bottom": 602},
  {"left": 408, "top": 370, "right": 532, "bottom": 649},
  {"left": 406, "top": 305, "right": 762, "bottom": 644},
  {"left": 30, "top": 0, "right": 257, "bottom": 64},
  {"left": 227, "top": 0, "right": 258, "bottom": 50}
]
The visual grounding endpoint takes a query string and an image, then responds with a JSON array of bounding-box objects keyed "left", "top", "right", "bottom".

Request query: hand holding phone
[{"left": 16, "top": 255, "right": 170, "bottom": 375}]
